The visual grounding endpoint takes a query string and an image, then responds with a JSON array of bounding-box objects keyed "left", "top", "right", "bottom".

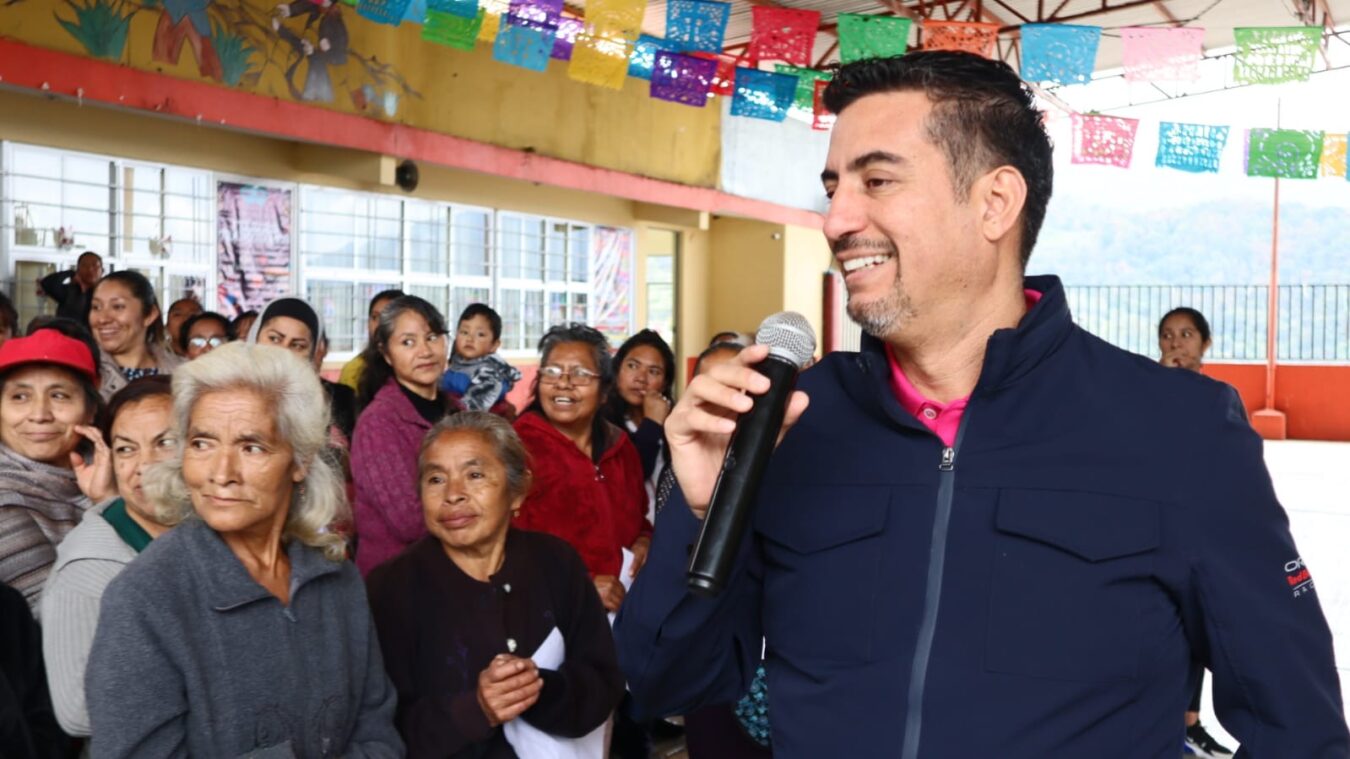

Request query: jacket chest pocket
[
  {"left": 755, "top": 485, "right": 891, "bottom": 664},
  {"left": 986, "top": 489, "right": 1161, "bottom": 682}
]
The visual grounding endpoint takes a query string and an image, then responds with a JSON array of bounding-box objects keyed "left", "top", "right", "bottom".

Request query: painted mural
[
  {"left": 0, "top": 0, "right": 726, "bottom": 188},
  {"left": 20, "top": 0, "right": 418, "bottom": 116}
]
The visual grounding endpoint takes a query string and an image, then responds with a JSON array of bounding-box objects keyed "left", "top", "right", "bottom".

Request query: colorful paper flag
[
  {"left": 774, "top": 64, "right": 831, "bottom": 116},
  {"left": 358, "top": 0, "right": 413, "bottom": 24},
  {"left": 507, "top": 0, "right": 561, "bottom": 32},
  {"left": 812, "top": 78, "right": 835, "bottom": 131},
  {"left": 629, "top": 34, "right": 664, "bottom": 79},
  {"left": 651, "top": 51, "right": 718, "bottom": 106},
  {"left": 1071, "top": 114, "right": 1139, "bottom": 168},
  {"left": 568, "top": 33, "right": 631, "bottom": 89},
  {"left": 921, "top": 20, "right": 1000, "bottom": 58},
  {"left": 1320, "top": 133, "right": 1347, "bottom": 178},
  {"left": 1155, "top": 122, "right": 1229, "bottom": 173},
  {"left": 423, "top": 7, "right": 485, "bottom": 48},
  {"left": 665, "top": 0, "right": 731, "bottom": 54},
  {"left": 1021, "top": 24, "right": 1101, "bottom": 85},
  {"left": 730, "top": 68, "right": 796, "bottom": 122},
  {"left": 750, "top": 7, "right": 821, "bottom": 66},
  {"left": 586, "top": 0, "right": 646, "bottom": 39},
  {"left": 403, "top": 0, "right": 427, "bottom": 24},
  {"left": 493, "top": 23, "right": 553, "bottom": 71},
  {"left": 552, "top": 17, "right": 583, "bottom": 59},
  {"left": 478, "top": 0, "right": 508, "bottom": 42},
  {"left": 691, "top": 52, "right": 737, "bottom": 96},
  {"left": 1233, "top": 27, "right": 1320, "bottom": 85},
  {"left": 1247, "top": 128, "right": 1325, "bottom": 178},
  {"left": 837, "top": 14, "right": 911, "bottom": 63},
  {"left": 428, "top": 0, "right": 479, "bottom": 20},
  {"left": 1121, "top": 27, "right": 1204, "bottom": 82},
  {"left": 479, "top": 11, "right": 501, "bottom": 41}
]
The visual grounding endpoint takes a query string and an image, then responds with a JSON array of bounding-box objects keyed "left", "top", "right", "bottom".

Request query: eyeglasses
[
  {"left": 188, "top": 336, "right": 227, "bottom": 350},
  {"left": 539, "top": 365, "right": 600, "bottom": 386}
]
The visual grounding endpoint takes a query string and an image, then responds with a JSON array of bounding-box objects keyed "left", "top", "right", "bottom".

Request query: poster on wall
[
  {"left": 591, "top": 226, "right": 634, "bottom": 342},
  {"left": 217, "top": 181, "right": 292, "bottom": 318}
]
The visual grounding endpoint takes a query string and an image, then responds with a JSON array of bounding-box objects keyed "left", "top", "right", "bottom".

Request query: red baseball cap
[{"left": 0, "top": 329, "right": 99, "bottom": 387}]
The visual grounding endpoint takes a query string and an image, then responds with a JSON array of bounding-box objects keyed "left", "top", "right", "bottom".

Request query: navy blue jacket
[{"left": 615, "top": 275, "right": 1348, "bottom": 758}]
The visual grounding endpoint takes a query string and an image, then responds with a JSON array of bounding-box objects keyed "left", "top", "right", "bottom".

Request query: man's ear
[{"left": 977, "top": 166, "right": 1028, "bottom": 247}]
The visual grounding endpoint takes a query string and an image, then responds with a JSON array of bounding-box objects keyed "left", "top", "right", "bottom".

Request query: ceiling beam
[
  {"left": 1150, "top": 0, "right": 1184, "bottom": 26},
  {"left": 1043, "top": 0, "right": 1169, "bottom": 24}
]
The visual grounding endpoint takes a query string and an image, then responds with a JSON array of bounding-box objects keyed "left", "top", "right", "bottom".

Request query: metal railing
[
  {"left": 1067, "top": 285, "right": 1350, "bottom": 363},
  {"left": 833, "top": 283, "right": 1350, "bottom": 363}
]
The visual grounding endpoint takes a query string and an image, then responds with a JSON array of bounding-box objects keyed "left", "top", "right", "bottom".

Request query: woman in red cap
[{"left": 0, "top": 323, "right": 115, "bottom": 612}]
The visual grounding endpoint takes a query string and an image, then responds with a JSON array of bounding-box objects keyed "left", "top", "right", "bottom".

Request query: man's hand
[
  {"left": 664, "top": 344, "right": 809, "bottom": 520},
  {"left": 476, "top": 655, "right": 542, "bottom": 727}
]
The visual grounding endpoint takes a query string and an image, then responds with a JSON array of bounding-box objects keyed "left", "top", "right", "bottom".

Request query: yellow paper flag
[
  {"left": 1320, "top": 133, "right": 1347, "bottom": 178},
  {"left": 568, "top": 34, "right": 631, "bottom": 89},
  {"left": 478, "top": 0, "right": 508, "bottom": 43},
  {"left": 584, "top": 0, "right": 645, "bottom": 39}
]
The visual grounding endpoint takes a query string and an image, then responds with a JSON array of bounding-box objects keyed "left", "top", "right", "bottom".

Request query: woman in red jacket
[{"left": 513, "top": 323, "right": 650, "bottom": 614}]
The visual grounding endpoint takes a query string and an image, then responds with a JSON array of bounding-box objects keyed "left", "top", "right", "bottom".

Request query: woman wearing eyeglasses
[
  {"left": 178, "top": 312, "right": 232, "bottom": 360},
  {"left": 514, "top": 324, "right": 650, "bottom": 614}
]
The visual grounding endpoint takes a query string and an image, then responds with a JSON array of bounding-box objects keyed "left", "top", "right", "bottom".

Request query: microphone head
[{"left": 756, "top": 312, "right": 817, "bottom": 369}]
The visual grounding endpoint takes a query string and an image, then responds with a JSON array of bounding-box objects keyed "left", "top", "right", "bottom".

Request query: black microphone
[{"left": 687, "top": 312, "right": 817, "bottom": 597}]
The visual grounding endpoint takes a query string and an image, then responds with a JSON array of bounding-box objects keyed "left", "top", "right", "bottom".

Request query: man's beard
[{"left": 835, "top": 236, "right": 916, "bottom": 339}]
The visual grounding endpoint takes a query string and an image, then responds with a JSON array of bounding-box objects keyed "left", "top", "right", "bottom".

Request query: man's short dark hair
[
  {"left": 823, "top": 51, "right": 1054, "bottom": 267},
  {"left": 457, "top": 303, "right": 503, "bottom": 342},
  {"left": 77, "top": 251, "right": 102, "bottom": 266},
  {"left": 369, "top": 289, "right": 405, "bottom": 317}
]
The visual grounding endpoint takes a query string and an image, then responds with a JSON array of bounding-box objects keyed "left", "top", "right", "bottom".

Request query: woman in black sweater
[{"left": 368, "top": 412, "right": 623, "bottom": 758}]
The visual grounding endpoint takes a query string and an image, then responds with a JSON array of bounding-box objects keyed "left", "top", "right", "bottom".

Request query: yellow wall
[
  {"left": 0, "top": 0, "right": 720, "bottom": 187},
  {"left": 697, "top": 217, "right": 831, "bottom": 366},
  {"left": 706, "top": 216, "right": 787, "bottom": 340},
  {"left": 782, "top": 223, "right": 832, "bottom": 351}
]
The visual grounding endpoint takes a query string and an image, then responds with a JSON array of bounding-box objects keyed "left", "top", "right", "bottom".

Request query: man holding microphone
[{"left": 614, "top": 51, "right": 1347, "bottom": 757}]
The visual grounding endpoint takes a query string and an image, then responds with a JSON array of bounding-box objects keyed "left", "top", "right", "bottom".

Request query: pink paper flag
[
  {"left": 1071, "top": 114, "right": 1139, "bottom": 168},
  {"left": 1121, "top": 27, "right": 1205, "bottom": 82}
]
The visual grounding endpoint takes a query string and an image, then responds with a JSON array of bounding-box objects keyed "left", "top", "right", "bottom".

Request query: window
[
  {"left": 0, "top": 144, "right": 621, "bottom": 361},
  {"left": 2, "top": 143, "right": 215, "bottom": 329},
  {"left": 296, "top": 188, "right": 609, "bottom": 358},
  {"left": 494, "top": 212, "right": 593, "bottom": 352}
]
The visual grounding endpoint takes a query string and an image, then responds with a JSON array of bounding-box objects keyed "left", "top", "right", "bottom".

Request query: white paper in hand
[{"left": 501, "top": 626, "right": 607, "bottom": 759}]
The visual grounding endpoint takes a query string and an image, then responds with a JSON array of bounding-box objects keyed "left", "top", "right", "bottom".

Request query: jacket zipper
[{"left": 900, "top": 415, "right": 969, "bottom": 759}]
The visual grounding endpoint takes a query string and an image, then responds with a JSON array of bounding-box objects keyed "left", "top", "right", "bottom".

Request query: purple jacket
[{"left": 351, "top": 379, "right": 433, "bottom": 576}]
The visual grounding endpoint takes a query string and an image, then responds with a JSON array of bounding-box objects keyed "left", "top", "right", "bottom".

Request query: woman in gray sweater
[
  {"left": 41, "top": 376, "right": 176, "bottom": 738},
  {"left": 85, "top": 343, "right": 403, "bottom": 758}
]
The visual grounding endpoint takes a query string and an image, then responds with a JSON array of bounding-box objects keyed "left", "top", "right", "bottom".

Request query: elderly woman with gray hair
[
  {"left": 84, "top": 342, "right": 403, "bottom": 758},
  {"left": 368, "top": 412, "right": 623, "bottom": 757}
]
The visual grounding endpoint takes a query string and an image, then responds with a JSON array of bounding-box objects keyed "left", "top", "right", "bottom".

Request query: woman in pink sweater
[{"left": 351, "top": 295, "right": 453, "bottom": 575}]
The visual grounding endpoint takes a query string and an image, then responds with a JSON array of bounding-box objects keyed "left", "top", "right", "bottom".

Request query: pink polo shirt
[{"left": 886, "top": 290, "right": 1043, "bottom": 446}]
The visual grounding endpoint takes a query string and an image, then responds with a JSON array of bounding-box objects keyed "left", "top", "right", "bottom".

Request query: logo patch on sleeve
[{"left": 1285, "top": 557, "right": 1315, "bottom": 598}]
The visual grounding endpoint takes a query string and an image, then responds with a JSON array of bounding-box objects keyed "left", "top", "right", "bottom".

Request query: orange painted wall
[{"left": 1204, "top": 363, "right": 1350, "bottom": 442}]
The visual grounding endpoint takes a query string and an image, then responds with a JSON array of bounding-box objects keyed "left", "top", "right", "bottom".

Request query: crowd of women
[
  {"left": 0, "top": 268, "right": 762, "bottom": 758},
  {"left": 0, "top": 267, "right": 1225, "bottom": 758}
]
